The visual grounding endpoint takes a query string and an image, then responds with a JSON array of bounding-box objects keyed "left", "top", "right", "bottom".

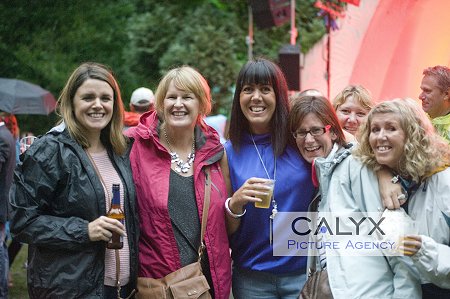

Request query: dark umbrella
[{"left": 0, "top": 78, "right": 57, "bottom": 115}]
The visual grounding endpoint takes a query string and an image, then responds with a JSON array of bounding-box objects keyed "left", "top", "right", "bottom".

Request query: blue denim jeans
[
  {"left": 232, "top": 266, "right": 306, "bottom": 299},
  {"left": 0, "top": 226, "right": 9, "bottom": 299}
]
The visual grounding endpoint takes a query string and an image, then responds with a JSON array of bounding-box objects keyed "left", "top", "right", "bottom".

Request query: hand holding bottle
[
  {"left": 88, "top": 216, "right": 125, "bottom": 242},
  {"left": 106, "top": 184, "right": 125, "bottom": 249}
]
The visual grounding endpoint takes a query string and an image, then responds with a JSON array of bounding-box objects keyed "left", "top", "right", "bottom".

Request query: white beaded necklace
[{"left": 164, "top": 127, "right": 195, "bottom": 173}]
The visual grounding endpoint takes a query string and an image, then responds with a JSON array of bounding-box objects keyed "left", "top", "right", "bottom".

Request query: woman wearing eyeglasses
[
  {"left": 288, "top": 95, "right": 421, "bottom": 298},
  {"left": 289, "top": 96, "right": 420, "bottom": 298}
]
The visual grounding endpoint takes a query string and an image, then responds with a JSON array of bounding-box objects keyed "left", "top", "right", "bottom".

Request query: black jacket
[
  {"left": 0, "top": 124, "right": 16, "bottom": 224},
  {"left": 10, "top": 126, "right": 138, "bottom": 298}
]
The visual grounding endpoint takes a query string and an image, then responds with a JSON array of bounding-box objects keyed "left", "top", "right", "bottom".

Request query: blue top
[{"left": 225, "top": 133, "right": 314, "bottom": 274}]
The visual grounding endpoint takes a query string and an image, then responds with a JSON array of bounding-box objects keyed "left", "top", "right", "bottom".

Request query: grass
[{"left": 7, "top": 242, "right": 28, "bottom": 299}]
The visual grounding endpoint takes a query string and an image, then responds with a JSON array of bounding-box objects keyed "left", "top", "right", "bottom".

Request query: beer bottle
[{"left": 106, "top": 184, "right": 124, "bottom": 249}]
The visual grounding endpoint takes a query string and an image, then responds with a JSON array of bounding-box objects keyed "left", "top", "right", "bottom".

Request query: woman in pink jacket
[{"left": 126, "top": 66, "right": 231, "bottom": 298}]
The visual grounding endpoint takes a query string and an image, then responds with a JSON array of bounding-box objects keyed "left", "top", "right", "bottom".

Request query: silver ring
[
  {"left": 397, "top": 194, "right": 406, "bottom": 201},
  {"left": 391, "top": 175, "right": 400, "bottom": 184}
]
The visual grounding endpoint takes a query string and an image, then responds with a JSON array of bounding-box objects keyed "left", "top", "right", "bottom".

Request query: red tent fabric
[
  {"left": 301, "top": 0, "right": 450, "bottom": 103},
  {"left": 341, "top": 0, "right": 360, "bottom": 6}
]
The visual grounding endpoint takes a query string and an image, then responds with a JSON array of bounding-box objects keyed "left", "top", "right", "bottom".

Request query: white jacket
[
  {"left": 407, "top": 167, "right": 450, "bottom": 288},
  {"left": 313, "top": 147, "right": 422, "bottom": 299}
]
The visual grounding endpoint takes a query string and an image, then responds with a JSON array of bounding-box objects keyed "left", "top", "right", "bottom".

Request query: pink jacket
[{"left": 126, "top": 111, "right": 231, "bottom": 299}]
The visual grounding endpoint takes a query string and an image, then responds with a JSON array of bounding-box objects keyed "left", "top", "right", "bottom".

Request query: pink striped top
[{"left": 90, "top": 150, "right": 130, "bottom": 287}]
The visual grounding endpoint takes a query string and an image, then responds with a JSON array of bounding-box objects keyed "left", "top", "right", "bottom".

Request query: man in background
[
  {"left": 124, "top": 87, "right": 155, "bottom": 129},
  {"left": 419, "top": 65, "right": 450, "bottom": 143},
  {"left": 0, "top": 111, "right": 16, "bottom": 298}
]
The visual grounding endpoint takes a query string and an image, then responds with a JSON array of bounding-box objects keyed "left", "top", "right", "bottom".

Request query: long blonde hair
[
  {"left": 354, "top": 98, "right": 450, "bottom": 182},
  {"left": 57, "top": 62, "right": 127, "bottom": 155}
]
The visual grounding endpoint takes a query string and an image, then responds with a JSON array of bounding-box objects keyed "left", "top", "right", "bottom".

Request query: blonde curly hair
[{"left": 354, "top": 98, "right": 450, "bottom": 182}]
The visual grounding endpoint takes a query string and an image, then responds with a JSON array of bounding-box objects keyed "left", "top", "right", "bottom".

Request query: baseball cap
[{"left": 130, "top": 87, "right": 155, "bottom": 107}]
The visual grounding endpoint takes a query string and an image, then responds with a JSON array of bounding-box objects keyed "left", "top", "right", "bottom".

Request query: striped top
[{"left": 90, "top": 150, "right": 130, "bottom": 287}]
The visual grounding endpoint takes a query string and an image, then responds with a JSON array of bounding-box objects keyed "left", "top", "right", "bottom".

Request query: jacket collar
[
  {"left": 46, "top": 122, "right": 127, "bottom": 158},
  {"left": 315, "top": 142, "right": 355, "bottom": 168},
  {"left": 129, "top": 110, "right": 224, "bottom": 166},
  {"left": 313, "top": 142, "right": 355, "bottom": 189},
  {"left": 47, "top": 122, "right": 82, "bottom": 150}
]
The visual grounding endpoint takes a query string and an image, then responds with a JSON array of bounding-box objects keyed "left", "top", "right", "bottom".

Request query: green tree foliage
[
  {"left": 0, "top": 0, "right": 324, "bottom": 134},
  {"left": 128, "top": 1, "right": 246, "bottom": 114},
  {"left": 0, "top": 0, "right": 137, "bottom": 134},
  {"left": 128, "top": 0, "right": 324, "bottom": 114}
]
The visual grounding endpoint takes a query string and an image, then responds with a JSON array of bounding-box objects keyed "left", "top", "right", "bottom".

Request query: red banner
[
  {"left": 314, "top": 0, "right": 346, "bottom": 19},
  {"left": 341, "top": 0, "right": 360, "bottom": 6}
]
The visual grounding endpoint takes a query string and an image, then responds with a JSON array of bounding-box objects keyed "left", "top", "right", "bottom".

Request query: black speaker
[
  {"left": 249, "top": 0, "right": 291, "bottom": 29},
  {"left": 278, "top": 44, "right": 301, "bottom": 91}
]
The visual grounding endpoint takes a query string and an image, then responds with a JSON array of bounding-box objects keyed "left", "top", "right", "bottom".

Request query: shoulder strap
[
  {"left": 198, "top": 167, "right": 211, "bottom": 257},
  {"left": 306, "top": 192, "right": 320, "bottom": 276}
]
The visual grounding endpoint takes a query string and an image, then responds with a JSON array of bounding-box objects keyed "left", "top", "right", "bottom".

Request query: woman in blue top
[{"left": 221, "top": 58, "right": 314, "bottom": 298}]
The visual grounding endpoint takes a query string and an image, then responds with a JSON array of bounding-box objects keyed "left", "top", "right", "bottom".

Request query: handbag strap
[
  {"left": 198, "top": 167, "right": 211, "bottom": 258},
  {"left": 306, "top": 192, "right": 321, "bottom": 276}
]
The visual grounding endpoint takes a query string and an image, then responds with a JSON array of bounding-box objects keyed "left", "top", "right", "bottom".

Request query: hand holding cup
[
  {"left": 254, "top": 179, "right": 275, "bottom": 209},
  {"left": 398, "top": 221, "right": 421, "bottom": 256},
  {"left": 229, "top": 177, "right": 275, "bottom": 213}
]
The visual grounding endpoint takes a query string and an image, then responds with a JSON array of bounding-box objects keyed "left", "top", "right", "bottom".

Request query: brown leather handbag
[
  {"left": 136, "top": 168, "right": 212, "bottom": 299},
  {"left": 299, "top": 194, "right": 333, "bottom": 299},
  {"left": 299, "top": 267, "right": 333, "bottom": 299}
]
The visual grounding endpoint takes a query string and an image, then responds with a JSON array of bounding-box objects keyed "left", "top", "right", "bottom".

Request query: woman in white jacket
[{"left": 354, "top": 98, "right": 450, "bottom": 298}]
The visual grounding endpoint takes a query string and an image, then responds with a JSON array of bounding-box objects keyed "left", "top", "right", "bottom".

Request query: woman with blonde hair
[
  {"left": 333, "top": 85, "right": 373, "bottom": 137},
  {"left": 10, "top": 62, "right": 138, "bottom": 298},
  {"left": 127, "top": 66, "right": 231, "bottom": 299},
  {"left": 354, "top": 98, "right": 450, "bottom": 298}
]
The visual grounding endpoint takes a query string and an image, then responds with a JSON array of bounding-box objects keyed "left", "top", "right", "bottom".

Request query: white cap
[{"left": 130, "top": 87, "right": 155, "bottom": 107}]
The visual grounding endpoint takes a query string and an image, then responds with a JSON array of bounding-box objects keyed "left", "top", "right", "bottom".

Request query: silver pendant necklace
[
  {"left": 164, "top": 127, "right": 195, "bottom": 173},
  {"left": 250, "top": 133, "right": 277, "bottom": 244}
]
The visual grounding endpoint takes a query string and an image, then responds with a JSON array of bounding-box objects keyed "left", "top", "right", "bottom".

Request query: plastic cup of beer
[
  {"left": 254, "top": 179, "right": 275, "bottom": 209},
  {"left": 399, "top": 221, "right": 418, "bottom": 256}
]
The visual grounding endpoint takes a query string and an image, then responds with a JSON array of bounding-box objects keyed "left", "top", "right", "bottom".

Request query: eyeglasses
[{"left": 292, "top": 125, "right": 331, "bottom": 139}]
